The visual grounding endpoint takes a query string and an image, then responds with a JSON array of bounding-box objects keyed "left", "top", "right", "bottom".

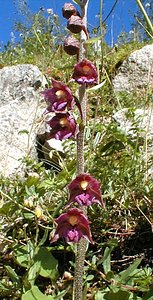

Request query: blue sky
[{"left": 0, "top": 0, "right": 138, "bottom": 51}]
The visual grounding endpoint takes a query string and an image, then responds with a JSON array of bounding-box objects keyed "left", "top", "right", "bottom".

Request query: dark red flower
[
  {"left": 48, "top": 112, "right": 79, "bottom": 140},
  {"left": 67, "top": 173, "right": 104, "bottom": 207},
  {"left": 51, "top": 208, "right": 93, "bottom": 244},
  {"left": 42, "top": 79, "right": 75, "bottom": 113},
  {"left": 72, "top": 59, "right": 98, "bottom": 85}
]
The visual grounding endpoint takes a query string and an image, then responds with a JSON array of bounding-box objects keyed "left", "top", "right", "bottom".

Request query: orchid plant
[{"left": 42, "top": 1, "right": 104, "bottom": 299}]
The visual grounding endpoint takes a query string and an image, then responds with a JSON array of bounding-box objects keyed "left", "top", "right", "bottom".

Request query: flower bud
[
  {"left": 28, "top": 199, "right": 34, "bottom": 208},
  {"left": 24, "top": 199, "right": 29, "bottom": 207},
  {"left": 67, "top": 15, "right": 87, "bottom": 35},
  {"left": 63, "top": 271, "right": 73, "bottom": 280},
  {"left": 64, "top": 36, "right": 80, "bottom": 56},
  {"left": 62, "top": 3, "right": 79, "bottom": 19},
  {"left": 35, "top": 206, "right": 42, "bottom": 218},
  {"left": 24, "top": 198, "right": 33, "bottom": 208}
]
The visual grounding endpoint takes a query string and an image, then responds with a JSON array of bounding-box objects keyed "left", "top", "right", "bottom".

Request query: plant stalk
[
  {"left": 136, "top": 0, "right": 153, "bottom": 37},
  {"left": 73, "top": 1, "right": 89, "bottom": 300}
]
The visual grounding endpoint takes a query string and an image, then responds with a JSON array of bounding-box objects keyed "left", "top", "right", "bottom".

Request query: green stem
[
  {"left": 136, "top": 0, "right": 153, "bottom": 37},
  {"left": 73, "top": 1, "right": 89, "bottom": 300}
]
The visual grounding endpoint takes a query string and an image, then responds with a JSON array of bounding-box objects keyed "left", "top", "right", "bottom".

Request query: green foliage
[
  {"left": 0, "top": 159, "right": 74, "bottom": 299},
  {"left": 22, "top": 285, "right": 54, "bottom": 300},
  {"left": 33, "top": 247, "right": 58, "bottom": 280}
]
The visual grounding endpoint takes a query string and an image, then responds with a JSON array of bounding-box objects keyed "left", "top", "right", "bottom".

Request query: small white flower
[
  {"left": 145, "top": 2, "right": 150, "bottom": 8},
  {"left": 129, "top": 30, "right": 134, "bottom": 35},
  {"left": 10, "top": 32, "right": 16, "bottom": 43},
  {"left": 47, "top": 8, "right": 53, "bottom": 14},
  {"left": 36, "top": 29, "right": 41, "bottom": 34},
  {"left": 10, "top": 32, "right": 15, "bottom": 39}
]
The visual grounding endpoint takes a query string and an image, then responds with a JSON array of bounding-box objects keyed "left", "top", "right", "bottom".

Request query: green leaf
[
  {"left": 102, "top": 246, "right": 111, "bottom": 274},
  {"left": 105, "top": 290, "right": 130, "bottom": 300},
  {"left": 0, "top": 282, "right": 10, "bottom": 294},
  {"left": 99, "top": 140, "right": 125, "bottom": 156},
  {"left": 38, "top": 229, "right": 49, "bottom": 247},
  {"left": 93, "top": 132, "right": 101, "bottom": 148},
  {"left": 85, "top": 35, "right": 103, "bottom": 44},
  {"left": 0, "top": 201, "right": 16, "bottom": 215},
  {"left": 18, "top": 130, "right": 29, "bottom": 135},
  {"left": 28, "top": 261, "right": 41, "bottom": 286},
  {"left": 22, "top": 285, "right": 54, "bottom": 300},
  {"left": 38, "top": 179, "right": 54, "bottom": 189},
  {"left": 95, "top": 291, "right": 107, "bottom": 300},
  {"left": 143, "top": 290, "right": 153, "bottom": 300},
  {"left": 97, "top": 240, "right": 118, "bottom": 274},
  {"left": 119, "top": 258, "right": 143, "bottom": 283},
  {"left": 34, "top": 247, "right": 59, "bottom": 280},
  {"left": 107, "top": 238, "right": 118, "bottom": 248},
  {"left": 95, "top": 290, "right": 131, "bottom": 300},
  {"left": 13, "top": 245, "right": 30, "bottom": 268},
  {"left": 87, "top": 80, "right": 106, "bottom": 92},
  {"left": 105, "top": 271, "right": 115, "bottom": 280},
  {"left": 5, "top": 265, "right": 20, "bottom": 284},
  {"left": 22, "top": 212, "right": 34, "bottom": 219},
  {"left": 82, "top": 282, "right": 90, "bottom": 300},
  {"left": 72, "top": 0, "right": 82, "bottom": 6},
  {"left": 85, "top": 275, "right": 94, "bottom": 282}
]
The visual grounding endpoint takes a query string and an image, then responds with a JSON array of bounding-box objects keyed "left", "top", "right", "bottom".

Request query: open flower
[
  {"left": 48, "top": 112, "right": 79, "bottom": 140},
  {"left": 51, "top": 208, "right": 93, "bottom": 244},
  {"left": 67, "top": 173, "right": 104, "bottom": 207},
  {"left": 72, "top": 59, "right": 98, "bottom": 85},
  {"left": 42, "top": 79, "right": 75, "bottom": 113}
]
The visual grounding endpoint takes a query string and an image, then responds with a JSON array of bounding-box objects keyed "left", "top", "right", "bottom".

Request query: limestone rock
[
  {"left": 0, "top": 64, "right": 47, "bottom": 176},
  {"left": 113, "top": 108, "right": 153, "bottom": 139},
  {"left": 113, "top": 44, "right": 153, "bottom": 92}
]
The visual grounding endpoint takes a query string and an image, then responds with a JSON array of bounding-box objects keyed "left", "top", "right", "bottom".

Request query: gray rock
[
  {"left": 113, "top": 108, "right": 153, "bottom": 138},
  {"left": 113, "top": 44, "right": 153, "bottom": 92},
  {"left": 0, "top": 64, "right": 47, "bottom": 176},
  {"left": 113, "top": 107, "right": 153, "bottom": 177}
]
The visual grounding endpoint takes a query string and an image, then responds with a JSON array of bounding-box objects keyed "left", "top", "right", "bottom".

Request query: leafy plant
[{"left": 0, "top": 0, "right": 153, "bottom": 299}]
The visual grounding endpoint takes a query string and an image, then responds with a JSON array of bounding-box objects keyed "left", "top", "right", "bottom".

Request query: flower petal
[
  {"left": 68, "top": 173, "right": 104, "bottom": 207},
  {"left": 72, "top": 59, "right": 98, "bottom": 85},
  {"left": 51, "top": 208, "right": 93, "bottom": 244},
  {"left": 42, "top": 79, "right": 75, "bottom": 113},
  {"left": 48, "top": 113, "right": 79, "bottom": 141}
]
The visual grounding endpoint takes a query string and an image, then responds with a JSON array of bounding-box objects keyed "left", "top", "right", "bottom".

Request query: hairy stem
[
  {"left": 76, "top": 84, "right": 86, "bottom": 173},
  {"left": 73, "top": 1, "right": 89, "bottom": 300}
]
